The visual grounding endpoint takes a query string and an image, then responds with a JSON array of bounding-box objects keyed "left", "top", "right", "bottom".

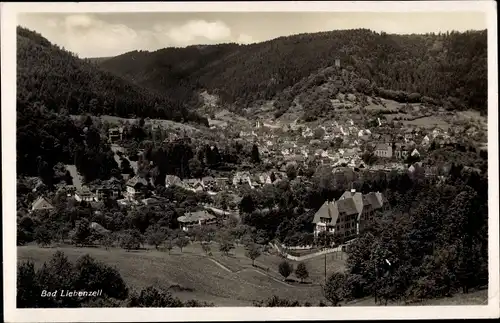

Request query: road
[{"left": 65, "top": 164, "right": 82, "bottom": 190}]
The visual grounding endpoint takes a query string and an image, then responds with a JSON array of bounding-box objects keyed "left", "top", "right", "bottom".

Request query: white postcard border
[{"left": 2, "top": 1, "right": 499, "bottom": 322}]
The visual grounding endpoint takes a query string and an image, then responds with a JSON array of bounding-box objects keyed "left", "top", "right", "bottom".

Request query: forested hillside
[
  {"left": 16, "top": 27, "right": 207, "bottom": 124},
  {"left": 100, "top": 29, "right": 487, "bottom": 115}
]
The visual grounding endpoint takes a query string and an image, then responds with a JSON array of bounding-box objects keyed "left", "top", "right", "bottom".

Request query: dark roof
[
  {"left": 127, "top": 176, "right": 148, "bottom": 188},
  {"left": 375, "top": 143, "right": 391, "bottom": 151},
  {"left": 165, "top": 175, "right": 181, "bottom": 184},
  {"left": 177, "top": 211, "right": 216, "bottom": 223},
  {"left": 337, "top": 198, "right": 358, "bottom": 215},
  {"left": 365, "top": 192, "right": 383, "bottom": 209},
  {"left": 312, "top": 201, "right": 338, "bottom": 224}
]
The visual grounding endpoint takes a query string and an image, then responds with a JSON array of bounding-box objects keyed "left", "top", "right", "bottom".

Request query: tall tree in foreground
[{"left": 324, "top": 272, "right": 346, "bottom": 306}]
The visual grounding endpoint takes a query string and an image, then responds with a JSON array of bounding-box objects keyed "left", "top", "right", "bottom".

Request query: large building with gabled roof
[{"left": 312, "top": 189, "right": 386, "bottom": 241}]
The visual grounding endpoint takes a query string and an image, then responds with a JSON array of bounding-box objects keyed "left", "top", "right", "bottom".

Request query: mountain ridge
[
  {"left": 16, "top": 26, "right": 207, "bottom": 125},
  {"left": 97, "top": 28, "right": 488, "bottom": 116}
]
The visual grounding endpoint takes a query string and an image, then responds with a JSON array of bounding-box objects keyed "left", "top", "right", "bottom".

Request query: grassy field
[
  {"left": 18, "top": 243, "right": 346, "bottom": 306},
  {"left": 17, "top": 244, "right": 486, "bottom": 306},
  {"left": 401, "top": 116, "right": 451, "bottom": 130},
  {"left": 70, "top": 115, "right": 201, "bottom": 133}
]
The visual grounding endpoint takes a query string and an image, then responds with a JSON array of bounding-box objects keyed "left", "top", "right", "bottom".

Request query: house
[
  {"left": 94, "top": 187, "right": 120, "bottom": 201},
  {"left": 257, "top": 173, "right": 272, "bottom": 185},
  {"left": 75, "top": 186, "right": 95, "bottom": 202},
  {"left": 183, "top": 179, "right": 204, "bottom": 192},
  {"left": 31, "top": 196, "right": 55, "bottom": 213},
  {"left": 108, "top": 127, "right": 123, "bottom": 143},
  {"left": 201, "top": 176, "right": 217, "bottom": 192},
  {"left": 358, "top": 129, "right": 372, "bottom": 141},
  {"left": 232, "top": 171, "right": 252, "bottom": 187},
  {"left": 64, "top": 185, "right": 76, "bottom": 197},
  {"left": 394, "top": 144, "right": 409, "bottom": 159},
  {"left": 340, "top": 190, "right": 386, "bottom": 235},
  {"left": 126, "top": 176, "right": 148, "bottom": 200},
  {"left": 177, "top": 211, "right": 217, "bottom": 232},
  {"left": 374, "top": 143, "right": 393, "bottom": 158},
  {"left": 90, "top": 222, "right": 110, "bottom": 234},
  {"left": 165, "top": 175, "right": 182, "bottom": 188},
  {"left": 94, "top": 179, "right": 121, "bottom": 201},
  {"left": 411, "top": 149, "right": 420, "bottom": 157},
  {"left": 421, "top": 135, "right": 431, "bottom": 147},
  {"left": 312, "top": 189, "right": 385, "bottom": 241},
  {"left": 141, "top": 197, "right": 162, "bottom": 206},
  {"left": 404, "top": 128, "right": 415, "bottom": 140},
  {"left": 215, "top": 177, "right": 230, "bottom": 191}
]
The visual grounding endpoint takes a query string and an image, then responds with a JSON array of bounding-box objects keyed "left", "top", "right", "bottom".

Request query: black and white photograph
[{"left": 2, "top": 1, "right": 499, "bottom": 321}]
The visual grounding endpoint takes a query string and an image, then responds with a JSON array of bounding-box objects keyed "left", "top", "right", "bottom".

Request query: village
[
  {"left": 28, "top": 101, "right": 486, "bottom": 249},
  {"left": 14, "top": 14, "right": 490, "bottom": 310}
]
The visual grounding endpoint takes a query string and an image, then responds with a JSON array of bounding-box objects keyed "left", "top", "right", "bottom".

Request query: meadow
[{"left": 17, "top": 243, "right": 347, "bottom": 306}]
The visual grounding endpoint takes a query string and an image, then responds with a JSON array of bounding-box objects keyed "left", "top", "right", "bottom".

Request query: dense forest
[
  {"left": 99, "top": 29, "right": 487, "bottom": 114},
  {"left": 16, "top": 27, "right": 207, "bottom": 124}
]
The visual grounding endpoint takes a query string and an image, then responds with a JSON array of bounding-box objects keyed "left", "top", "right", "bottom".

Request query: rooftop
[{"left": 177, "top": 211, "right": 216, "bottom": 223}]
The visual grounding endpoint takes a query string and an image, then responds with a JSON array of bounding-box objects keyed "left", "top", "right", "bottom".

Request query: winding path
[{"left": 207, "top": 258, "right": 293, "bottom": 288}]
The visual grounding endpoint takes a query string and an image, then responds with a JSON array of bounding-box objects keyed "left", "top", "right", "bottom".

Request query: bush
[
  {"left": 295, "top": 262, "right": 309, "bottom": 283},
  {"left": 17, "top": 251, "right": 128, "bottom": 308},
  {"left": 34, "top": 224, "right": 54, "bottom": 247},
  {"left": 119, "top": 230, "right": 142, "bottom": 251},
  {"left": 127, "top": 286, "right": 183, "bottom": 307},
  {"left": 278, "top": 260, "right": 294, "bottom": 280}
]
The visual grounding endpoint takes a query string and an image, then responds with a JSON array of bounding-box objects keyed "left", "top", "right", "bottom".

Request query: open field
[
  {"left": 18, "top": 243, "right": 346, "bottom": 306},
  {"left": 18, "top": 244, "right": 485, "bottom": 306},
  {"left": 401, "top": 116, "right": 451, "bottom": 130},
  {"left": 70, "top": 115, "right": 201, "bottom": 133}
]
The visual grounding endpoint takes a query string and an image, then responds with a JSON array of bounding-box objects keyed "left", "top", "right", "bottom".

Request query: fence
[{"left": 269, "top": 243, "right": 344, "bottom": 262}]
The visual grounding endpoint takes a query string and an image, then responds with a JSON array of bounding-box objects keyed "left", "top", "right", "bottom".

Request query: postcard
[{"left": 2, "top": 1, "right": 499, "bottom": 321}]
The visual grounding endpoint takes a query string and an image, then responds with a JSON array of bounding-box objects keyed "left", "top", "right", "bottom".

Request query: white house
[
  {"left": 421, "top": 135, "right": 431, "bottom": 147},
  {"left": 75, "top": 187, "right": 95, "bottom": 202},
  {"left": 31, "top": 196, "right": 55, "bottom": 213},
  {"left": 126, "top": 176, "right": 148, "bottom": 200}
]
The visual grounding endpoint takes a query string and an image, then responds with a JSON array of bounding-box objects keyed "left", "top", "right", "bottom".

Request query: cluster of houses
[{"left": 165, "top": 170, "right": 288, "bottom": 194}]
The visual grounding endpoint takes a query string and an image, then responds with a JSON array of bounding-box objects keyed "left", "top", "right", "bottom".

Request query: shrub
[{"left": 278, "top": 260, "right": 294, "bottom": 281}]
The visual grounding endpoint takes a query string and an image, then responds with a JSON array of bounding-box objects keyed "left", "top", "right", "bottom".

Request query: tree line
[{"left": 17, "top": 27, "right": 207, "bottom": 124}]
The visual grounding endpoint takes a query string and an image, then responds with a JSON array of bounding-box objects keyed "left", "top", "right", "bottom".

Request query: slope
[
  {"left": 99, "top": 29, "right": 488, "bottom": 115},
  {"left": 16, "top": 27, "right": 206, "bottom": 124}
]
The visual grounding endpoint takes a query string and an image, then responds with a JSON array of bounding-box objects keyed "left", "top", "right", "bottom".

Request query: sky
[{"left": 18, "top": 12, "right": 487, "bottom": 58}]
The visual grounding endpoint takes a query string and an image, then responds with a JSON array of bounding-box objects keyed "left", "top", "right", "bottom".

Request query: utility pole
[{"left": 324, "top": 252, "right": 327, "bottom": 285}]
